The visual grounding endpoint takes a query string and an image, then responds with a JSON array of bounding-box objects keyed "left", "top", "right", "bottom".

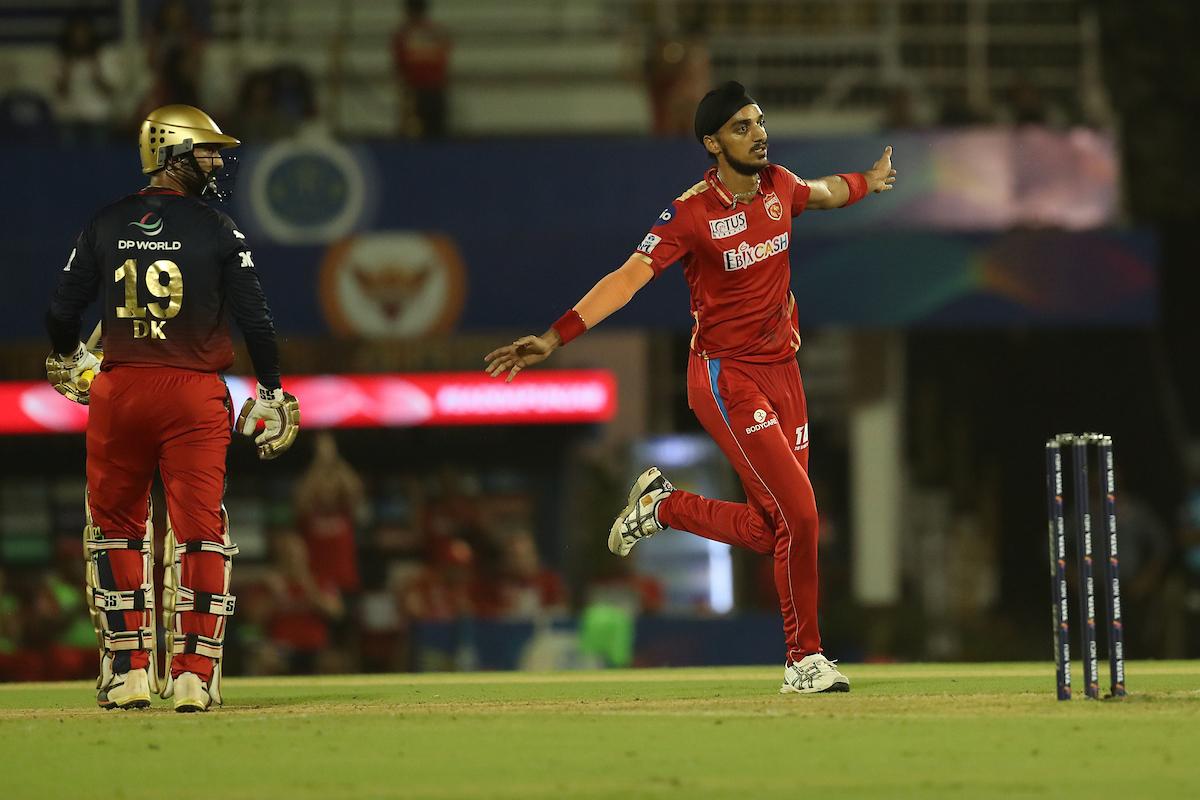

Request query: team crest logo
[
  {"left": 764, "top": 193, "right": 783, "bottom": 221},
  {"left": 319, "top": 231, "right": 467, "bottom": 338},
  {"left": 128, "top": 213, "right": 164, "bottom": 237}
]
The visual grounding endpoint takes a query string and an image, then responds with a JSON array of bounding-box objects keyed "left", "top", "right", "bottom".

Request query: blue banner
[{"left": 7, "top": 133, "right": 1153, "bottom": 340}]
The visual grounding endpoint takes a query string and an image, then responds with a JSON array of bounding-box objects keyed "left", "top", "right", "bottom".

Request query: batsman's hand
[
  {"left": 46, "top": 341, "right": 102, "bottom": 405},
  {"left": 865, "top": 145, "right": 897, "bottom": 193},
  {"left": 484, "top": 334, "right": 556, "bottom": 383},
  {"left": 236, "top": 383, "right": 300, "bottom": 460}
]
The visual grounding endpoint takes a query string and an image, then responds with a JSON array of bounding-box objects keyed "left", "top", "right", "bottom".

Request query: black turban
[{"left": 694, "top": 81, "right": 757, "bottom": 143}]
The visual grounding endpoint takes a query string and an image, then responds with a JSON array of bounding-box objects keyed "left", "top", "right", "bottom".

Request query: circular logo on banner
[
  {"left": 250, "top": 139, "right": 366, "bottom": 244},
  {"left": 319, "top": 232, "right": 467, "bottom": 338}
]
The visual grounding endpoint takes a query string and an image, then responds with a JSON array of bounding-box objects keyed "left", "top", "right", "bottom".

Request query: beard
[
  {"left": 166, "top": 154, "right": 215, "bottom": 196},
  {"left": 724, "top": 148, "right": 768, "bottom": 176}
]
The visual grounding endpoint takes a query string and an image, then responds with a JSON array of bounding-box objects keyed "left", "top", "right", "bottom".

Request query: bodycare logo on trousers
[{"left": 746, "top": 408, "right": 779, "bottom": 434}]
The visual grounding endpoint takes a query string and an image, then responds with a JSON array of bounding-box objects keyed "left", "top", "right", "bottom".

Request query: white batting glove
[
  {"left": 46, "top": 341, "right": 102, "bottom": 405},
  {"left": 236, "top": 383, "right": 301, "bottom": 460}
]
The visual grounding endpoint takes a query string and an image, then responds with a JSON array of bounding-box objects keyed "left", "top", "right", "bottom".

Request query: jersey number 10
[{"left": 114, "top": 258, "right": 183, "bottom": 340}]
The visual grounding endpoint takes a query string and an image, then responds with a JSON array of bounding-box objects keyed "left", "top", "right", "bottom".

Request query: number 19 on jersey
[{"left": 114, "top": 258, "right": 183, "bottom": 340}]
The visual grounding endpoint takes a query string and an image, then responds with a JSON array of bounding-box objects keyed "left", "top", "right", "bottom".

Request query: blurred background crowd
[{"left": 2, "top": 0, "right": 1200, "bottom": 681}]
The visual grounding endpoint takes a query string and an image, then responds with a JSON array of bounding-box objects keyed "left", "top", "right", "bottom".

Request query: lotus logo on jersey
[
  {"left": 709, "top": 212, "right": 747, "bottom": 240},
  {"left": 128, "top": 213, "right": 164, "bottom": 237},
  {"left": 723, "top": 232, "right": 789, "bottom": 271}
]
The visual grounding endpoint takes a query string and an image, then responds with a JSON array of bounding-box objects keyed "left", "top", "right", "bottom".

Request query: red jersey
[{"left": 633, "top": 164, "right": 811, "bottom": 364}]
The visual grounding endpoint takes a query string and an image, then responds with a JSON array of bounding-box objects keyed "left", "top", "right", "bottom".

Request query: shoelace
[{"left": 789, "top": 657, "right": 840, "bottom": 688}]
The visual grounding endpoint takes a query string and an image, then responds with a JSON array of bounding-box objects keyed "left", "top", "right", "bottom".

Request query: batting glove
[
  {"left": 46, "top": 341, "right": 102, "bottom": 405},
  {"left": 236, "top": 383, "right": 300, "bottom": 460}
]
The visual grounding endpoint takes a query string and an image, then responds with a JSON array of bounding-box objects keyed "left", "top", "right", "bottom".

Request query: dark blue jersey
[{"left": 46, "top": 187, "right": 280, "bottom": 388}]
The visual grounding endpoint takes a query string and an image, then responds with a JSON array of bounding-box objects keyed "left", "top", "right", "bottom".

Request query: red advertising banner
[{"left": 0, "top": 371, "right": 617, "bottom": 435}]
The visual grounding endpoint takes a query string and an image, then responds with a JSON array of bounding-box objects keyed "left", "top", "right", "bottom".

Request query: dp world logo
[{"left": 128, "top": 213, "right": 164, "bottom": 237}]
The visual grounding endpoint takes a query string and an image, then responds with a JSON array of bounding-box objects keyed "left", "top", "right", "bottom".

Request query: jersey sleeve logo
[
  {"left": 708, "top": 212, "right": 747, "bottom": 239},
  {"left": 653, "top": 205, "right": 675, "bottom": 226},
  {"left": 637, "top": 233, "right": 663, "bottom": 255},
  {"left": 63, "top": 248, "right": 76, "bottom": 272},
  {"left": 239, "top": 251, "right": 255, "bottom": 268}
]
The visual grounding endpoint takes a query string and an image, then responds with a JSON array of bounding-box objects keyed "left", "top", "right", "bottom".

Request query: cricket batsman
[
  {"left": 44, "top": 104, "right": 300, "bottom": 711},
  {"left": 484, "top": 82, "right": 895, "bottom": 693}
]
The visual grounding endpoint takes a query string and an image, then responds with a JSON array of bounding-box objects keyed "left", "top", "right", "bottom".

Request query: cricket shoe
[
  {"left": 780, "top": 653, "right": 851, "bottom": 694},
  {"left": 173, "top": 672, "right": 212, "bottom": 713},
  {"left": 608, "top": 467, "right": 674, "bottom": 557},
  {"left": 102, "top": 668, "right": 152, "bottom": 710}
]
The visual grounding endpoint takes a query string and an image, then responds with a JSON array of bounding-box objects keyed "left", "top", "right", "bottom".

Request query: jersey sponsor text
[
  {"left": 709, "top": 212, "right": 748, "bottom": 239},
  {"left": 119, "top": 240, "right": 182, "bottom": 250},
  {"left": 723, "top": 232, "right": 789, "bottom": 272}
]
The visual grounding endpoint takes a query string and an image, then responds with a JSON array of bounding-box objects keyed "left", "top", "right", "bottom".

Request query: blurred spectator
[
  {"left": 266, "top": 531, "right": 345, "bottom": 674},
  {"left": 392, "top": 0, "right": 452, "bottom": 139},
  {"left": 882, "top": 86, "right": 919, "bottom": 130},
  {"left": 403, "top": 536, "right": 475, "bottom": 622},
  {"left": 230, "top": 65, "right": 319, "bottom": 142},
  {"left": 643, "top": 25, "right": 711, "bottom": 137},
  {"left": 369, "top": 475, "right": 426, "bottom": 563},
  {"left": 36, "top": 538, "right": 98, "bottom": 680},
  {"left": 497, "top": 530, "right": 566, "bottom": 619},
  {"left": 137, "top": 0, "right": 205, "bottom": 120},
  {"left": 0, "top": 568, "right": 20, "bottom": 679},
  {"left": 294, "top": 432, "right": 365, "bottom": 596},
  {"left": 272, "top": 64, "right": 318, "bottom": 132},
  {"left": 1002, "top": 75, "right": 1065, "bottom": 128},
  {"left": 0, "top": 60, "right": 53, "bottom": 143},
  {"left": 937, "top": 87, "right": 989, "bottom": 127},
  {"left": 55, "top": 12, "right": 114, "bottom": 143},
  {"left": 231, "top": 71, "right": 292, "bottom": 142},
  {"left": 293, "top": 432, "right": 364, "bottom": 670}
]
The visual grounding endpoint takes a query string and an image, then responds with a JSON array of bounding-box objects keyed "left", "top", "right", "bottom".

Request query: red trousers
[
  {"left": 87, "top": 365, "right": 231, "bottom": 683},
  {"left": 657, "top": 353, "right": 820, "bottom": 662}
]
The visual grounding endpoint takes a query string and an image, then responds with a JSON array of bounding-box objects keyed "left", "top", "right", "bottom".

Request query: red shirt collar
[{"left": 704, "top": 167, "right": 762, "bottom": 209}]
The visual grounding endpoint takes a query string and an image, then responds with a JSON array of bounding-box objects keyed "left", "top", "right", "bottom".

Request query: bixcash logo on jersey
[{"left": 723, "top": 232, "right": 788, "bottom": 271}]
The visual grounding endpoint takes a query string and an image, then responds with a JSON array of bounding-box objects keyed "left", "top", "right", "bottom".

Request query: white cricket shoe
[
  {"left": 103, "top": 668, "right": 152, "bottom": 710},
  {"left": 608, "top": 467, "right": 674, "bottom": 557},
  {"left": 780, "top": 653, "right": 851, "bottom": 694},
  {"left": 173, "top": 672, "right": 212, "bottom": 713}
]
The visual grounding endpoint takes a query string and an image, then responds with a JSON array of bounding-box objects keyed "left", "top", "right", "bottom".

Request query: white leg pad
[
  {"left": 161, "top": 507, "right": 237, "bottom": 706},
  {"left": 84, "top": 493, "right": 160, "bottom": 705}
]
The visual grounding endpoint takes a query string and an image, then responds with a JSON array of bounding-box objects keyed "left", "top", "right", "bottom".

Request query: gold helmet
[{"left": 138, "top": 104, "right": 240, "bottom": 174}]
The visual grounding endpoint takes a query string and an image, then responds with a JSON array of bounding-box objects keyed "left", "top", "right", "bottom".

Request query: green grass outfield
[{"left": 2, "top": 662, "right": 1198, "bottom": 799}]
